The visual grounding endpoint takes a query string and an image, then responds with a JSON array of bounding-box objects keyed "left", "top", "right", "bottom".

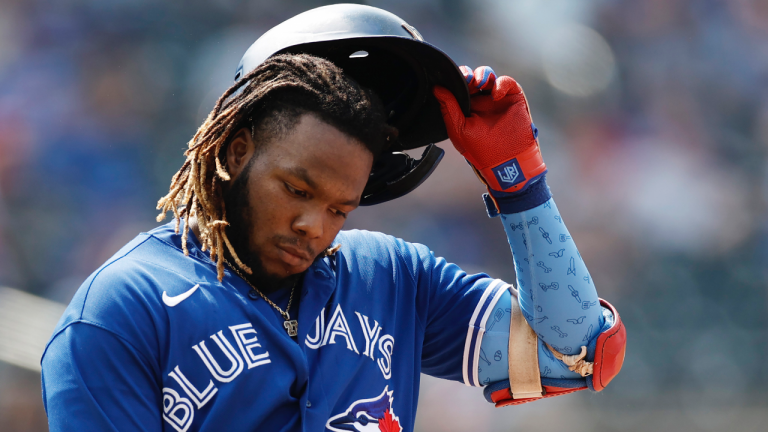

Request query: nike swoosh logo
[{"left": 162, "top": 284, "right": 200, "bottom": 307}]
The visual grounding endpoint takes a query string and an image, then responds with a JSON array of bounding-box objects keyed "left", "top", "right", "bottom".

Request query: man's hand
[{"left": 433, "top": 66, "right": 546, "bottom": 194}]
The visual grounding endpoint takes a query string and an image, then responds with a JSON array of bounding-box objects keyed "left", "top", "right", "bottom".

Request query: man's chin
[
  {"left": 237, "top": 247, "right": 318, "bottom": 291},
  {"left": 249, "top": 258, "right": 311, "bottom": 290},
  {"left": 263, "top": 260, "right": 312, "bottom": 279}
]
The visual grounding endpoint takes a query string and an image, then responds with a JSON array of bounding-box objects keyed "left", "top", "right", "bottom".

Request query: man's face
[{"left": 224, "top": 113, "right": 373, "bottom": 286}]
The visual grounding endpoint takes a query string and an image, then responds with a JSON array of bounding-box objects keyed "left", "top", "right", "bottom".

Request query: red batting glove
[{"left": 433, "top": 66, "right": 546, "bottom": 193}]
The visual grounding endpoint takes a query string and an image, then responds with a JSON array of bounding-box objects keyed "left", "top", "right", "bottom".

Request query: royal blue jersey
[{"left": 42, "top": 221, "right": 510, "bottom": 432}]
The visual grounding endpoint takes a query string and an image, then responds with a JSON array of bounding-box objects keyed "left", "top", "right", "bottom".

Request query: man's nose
[{"left": 292, "top": 209, "right": 324, "bottom": 239}]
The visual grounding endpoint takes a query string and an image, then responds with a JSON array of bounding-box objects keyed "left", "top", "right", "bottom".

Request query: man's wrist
[
  {"left": 482, "top": 173, "right": 551, "bottom": 217},
  {"left": 475, "top": 144, "right": 547, "bottom": 193}
]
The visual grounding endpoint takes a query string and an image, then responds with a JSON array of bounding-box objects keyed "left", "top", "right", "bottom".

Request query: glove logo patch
[{"left": 493, "top": 159, "right": 526, "bottom": 188}]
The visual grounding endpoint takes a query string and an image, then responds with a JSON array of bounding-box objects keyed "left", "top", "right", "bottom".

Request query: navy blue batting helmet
[{"left": 236, "top": 4, "right": 470, "bottom": 205}]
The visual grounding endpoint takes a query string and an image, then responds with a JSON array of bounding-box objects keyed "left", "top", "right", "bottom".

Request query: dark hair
[
  {"left": 156, "top": 53, "right": 394, "bottom": 281},
  {"left": 247, "top": 72, "right": 392, "bottom": 159}
]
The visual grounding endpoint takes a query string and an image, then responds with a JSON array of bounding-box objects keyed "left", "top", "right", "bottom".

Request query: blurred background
[{"left": 1, "top": 0, "right": 767, "bottom": 430}]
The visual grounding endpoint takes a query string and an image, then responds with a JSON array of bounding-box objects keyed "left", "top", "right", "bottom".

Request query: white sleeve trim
[{"left": 462, "top": 279, "right": 510, "bottom": 387}]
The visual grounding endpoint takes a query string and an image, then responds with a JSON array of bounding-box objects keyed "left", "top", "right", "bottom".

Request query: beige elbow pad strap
[
  {"left": 507, "top": 287, "right": 544, "bottom": 399},
  {"left": 487, "top": 298, "right": 626, "bottom": 408}
]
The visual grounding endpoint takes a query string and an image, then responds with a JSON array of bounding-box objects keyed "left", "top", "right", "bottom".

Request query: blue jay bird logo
[{"left": 327, "top": 386, "right": 402, "bottom": 432}]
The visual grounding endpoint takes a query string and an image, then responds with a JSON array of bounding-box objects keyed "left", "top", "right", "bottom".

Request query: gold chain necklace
[{"left": 225, "top": 260, "right": 298, "bottom": 337}]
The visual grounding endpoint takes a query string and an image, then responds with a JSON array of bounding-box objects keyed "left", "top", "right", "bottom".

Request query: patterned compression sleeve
[{"left": 478, "top": 198, "right": 606, "bottom": 384}]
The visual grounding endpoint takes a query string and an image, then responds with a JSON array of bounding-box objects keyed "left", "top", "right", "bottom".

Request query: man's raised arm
[{"left": 433, "top": 66, "right": 626, "bottom": 406}]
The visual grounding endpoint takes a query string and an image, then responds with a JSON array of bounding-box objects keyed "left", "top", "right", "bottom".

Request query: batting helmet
[{"left": 236, "top": 4, "right": 470, "bottom": 205}]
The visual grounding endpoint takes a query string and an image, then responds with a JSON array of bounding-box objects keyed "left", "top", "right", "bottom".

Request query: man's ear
[{"left": 226, "top": 127, "right": 255, "bottom": 181}]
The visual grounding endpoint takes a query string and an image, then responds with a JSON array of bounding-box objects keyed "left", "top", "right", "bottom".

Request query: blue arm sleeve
[
  {"left": 477, "top": 198, "right": 606, "bottom": 384},
  {"left": 42, "top": 322, "right": 162, "bottom": 432}
]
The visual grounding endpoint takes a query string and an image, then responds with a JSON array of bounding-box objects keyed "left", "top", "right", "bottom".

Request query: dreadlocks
[{"left": 156, "top": 54, "right": 392, "bottom": 281}]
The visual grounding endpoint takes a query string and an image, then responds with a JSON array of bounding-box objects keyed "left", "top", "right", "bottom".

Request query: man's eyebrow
[
  {"left": 286, "top": 166, "right": 317, "bottom": 189},
  {"left": 285, "top": 166, "right": 360, "bottom": 207},
  {"left": 340, "top": 197, "right": 360, "bottom": 207}
]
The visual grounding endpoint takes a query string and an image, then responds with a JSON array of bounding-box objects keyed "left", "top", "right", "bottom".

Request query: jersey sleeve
[
  {"left": 41, "top": 234, "right": 169, "bottom": 431},
  {"left": 398, "top": 238, "right": 510, "bottom": 387},
  {"left": 477, "top": 289, "right": 616, "bottom": 384},
  {"left": 42, "top": 322, "right": 162, "bottom": 432}
]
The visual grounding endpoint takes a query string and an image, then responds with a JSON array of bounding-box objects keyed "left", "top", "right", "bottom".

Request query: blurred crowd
[{"left": 1, "top": 0, "right": 767, "bottom": 431}]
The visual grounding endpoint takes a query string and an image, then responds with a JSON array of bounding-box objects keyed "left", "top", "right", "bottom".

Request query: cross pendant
[{"left": 284, "top": 319, "right": 298, "bottom": 337}]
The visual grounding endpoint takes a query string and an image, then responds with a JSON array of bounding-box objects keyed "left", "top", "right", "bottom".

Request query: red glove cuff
[{"left": 478, "top": 145, "right": 547, "bottom": 193}]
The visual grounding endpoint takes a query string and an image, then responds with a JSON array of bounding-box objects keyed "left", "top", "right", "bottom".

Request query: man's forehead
[
  {"left": 255, "top": 113, "right": 372, "bottom": 201},
  {"left": 266, "top": 119, "right": 362, "bottom": 163}
]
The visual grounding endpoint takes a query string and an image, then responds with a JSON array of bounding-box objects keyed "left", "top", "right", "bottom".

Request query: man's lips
[{"left": 276, "top": 244, "right": 312, "bottom": 266}]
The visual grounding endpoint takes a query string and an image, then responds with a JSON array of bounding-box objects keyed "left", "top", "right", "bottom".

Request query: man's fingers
[
  {"left": 432, "top": 85, "right": 467, "bottom": 143},
  {"left": 491, "top": 75, "right": 523, "bottom": 101},
  {"left": 459, "top": 65, "right": 482, "bottom": 95},
  {"left": 461, "top": 65, "right": 498, "bottom": 94},
  {"left": 459, "top": 65, "right": 474, "bottom": 84},
  {"left": 472, "top": 66, "right": 496, "bottom": 92}
]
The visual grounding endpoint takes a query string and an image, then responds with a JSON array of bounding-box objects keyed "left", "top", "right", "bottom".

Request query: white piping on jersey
[
  {"left": 462, "top": 279, "right": 506, "bottom": 387},
  {"left": 471, "top": 283, "right": 510, "bottom": 387}
]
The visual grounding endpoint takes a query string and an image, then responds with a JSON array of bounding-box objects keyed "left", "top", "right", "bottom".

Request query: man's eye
[
  {"left": 285, "top": 183, "right": 307, "bottom": 198},
  {"left": 332, "top": 209, "right": 347, "bottom": 218}
]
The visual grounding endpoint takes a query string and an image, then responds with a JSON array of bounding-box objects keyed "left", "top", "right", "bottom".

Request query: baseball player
[{"left": 41, "top": 5, "right": 625, "bottom": 432}]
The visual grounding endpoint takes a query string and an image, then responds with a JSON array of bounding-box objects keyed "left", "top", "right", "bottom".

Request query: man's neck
[{"left": 188, "top": 215, "right": 202, "bottom": 244}]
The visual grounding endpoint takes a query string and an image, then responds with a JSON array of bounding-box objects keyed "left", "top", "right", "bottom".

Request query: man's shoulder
[
  {"left": 335, "top": 228, "right": 392, "bottom": 246},
  {"left": 87, "top": 223, "right": 213, "bottom": 294},
  {"left": 336, "top": 229, "right": 408, "bottom": 256},
  {"left": 334, "top": 229, "right": 433, "bottom": 273},
  {"left": 51, "top": 223, "right": 218, "bottom": 339}
]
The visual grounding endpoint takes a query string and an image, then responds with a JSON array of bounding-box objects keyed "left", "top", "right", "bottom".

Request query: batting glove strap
[
  {"left": 478, "top": 143, "right": 547, "bottom": 193},
  {"left": 483, "top": 299, "right": 626, "bottom": 407},
  {"left": 482, "top": 173, "right": 551, "bottom": 218}
]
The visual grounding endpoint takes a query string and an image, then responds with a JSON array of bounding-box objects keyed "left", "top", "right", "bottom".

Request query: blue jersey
[{"left": 42, "top": 221, "right": 509, "bottom": 432}]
